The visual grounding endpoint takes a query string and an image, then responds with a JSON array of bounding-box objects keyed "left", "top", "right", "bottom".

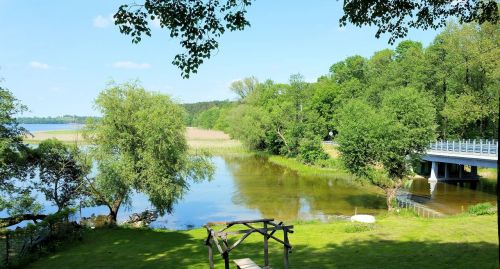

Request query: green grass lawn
[{"left": 25, "top": 214, "right": 499, "bottom": 269}]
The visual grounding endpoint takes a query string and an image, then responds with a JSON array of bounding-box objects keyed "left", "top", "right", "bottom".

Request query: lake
[
  {"left": 21, "top": 123, "right": 83, "bottom": 132},
  {"left": 8, "top": 124, "right": 498, "bottom": 230}
]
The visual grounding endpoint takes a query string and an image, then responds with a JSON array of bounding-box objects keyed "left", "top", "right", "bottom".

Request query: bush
[
  {"left": 467, "top": 203, "right": 496, "bottom": 216},
  {"left": 81, "top": 215, "right": 114, "bottom": 228},
  {"left": 297, "top": 133, "right": 328, "bottom": 164}
]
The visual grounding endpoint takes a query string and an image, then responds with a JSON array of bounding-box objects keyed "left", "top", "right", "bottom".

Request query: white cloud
[
  {"left": 93, "top": 14, "right": 114, "bottom": 28},
  {"left": 29, "top": 61, "right": 50, "bottom": 69},
  {"left": 112, "top": 61, "right": 152, "bottom": 69}
]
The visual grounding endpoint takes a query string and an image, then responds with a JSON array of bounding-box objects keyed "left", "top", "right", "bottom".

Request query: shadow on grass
[
  {"left": 25, "top": 228, "right": 209, "bottom": 269},
  {"left": 234, "top": 239, "right": 499, "bottom": 269},
  {"left": 26, "top": 228, "right": 499, "bottom": 269}
]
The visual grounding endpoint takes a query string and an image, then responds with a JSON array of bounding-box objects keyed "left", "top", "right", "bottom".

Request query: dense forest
[
  {"left": 189, "top": 22, "right": 499, "bottom": 165},
  {"left": 182, "top": 100, "right": 235, "bottom": 127}
]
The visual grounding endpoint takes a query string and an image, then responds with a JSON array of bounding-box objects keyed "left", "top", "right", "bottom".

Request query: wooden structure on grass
[{"left": 204, "top": 218, "right": 294, "bottom": 269}]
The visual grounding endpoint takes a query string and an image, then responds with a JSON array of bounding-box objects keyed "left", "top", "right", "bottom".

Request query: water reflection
[
  {"left": 224, "top": 155, "right": 387, "bottom": 221},
  {"left": 405, "top": 177, "right": 497, "bottom": 215}
]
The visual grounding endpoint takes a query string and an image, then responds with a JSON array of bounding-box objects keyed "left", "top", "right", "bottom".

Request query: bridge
[
  {"left": 323, "top": 139, "right": 498, "bottom": 181},
  {"left": 423, "top": 139, "right": 498, "bottom": 181}
]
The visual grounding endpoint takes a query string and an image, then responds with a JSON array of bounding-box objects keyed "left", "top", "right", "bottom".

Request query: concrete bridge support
[
  {"left": 458, "top": 165, "right": 464, "bottom": 179},
  {"left": 471, "top": 166, "right": 478, "bottom": 178},
  {"left": 427, "top": 162, "right": 480, "bottom": 181},
  {"left": 429, "top": 161, "right": 438, "bottom": 181},
  {"left": 444, "top": 163, "right": 449, "bottom": 179}
]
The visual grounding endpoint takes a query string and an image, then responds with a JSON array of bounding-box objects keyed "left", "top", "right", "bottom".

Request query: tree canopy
[
  {"left": 0, "top": 86, "right": 44, "bottom": 227},
  {"left": 0, "top": 86, "right": 32, "bottom": 186},
  {"left": 114, "top": 0, "right": 252, "bottom": 78},
  {"left": 115, "top": 0, "right": 499, "bottom": 78},
  {"left": 35, "top": 139, "right": 89, "bottom": 212},
  {"left": 340, "top": 0, "right": 499, "bottom": 44}
]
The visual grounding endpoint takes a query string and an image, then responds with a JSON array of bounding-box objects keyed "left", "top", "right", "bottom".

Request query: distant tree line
[
  {"left": 182, "top": 100, "right": 235, "bottom": 128},
  {"left": 16, "top": 115, "right": 100, "bottom": 124}
]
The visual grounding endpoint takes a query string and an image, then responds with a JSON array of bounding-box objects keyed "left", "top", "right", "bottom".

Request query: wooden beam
[
  {"left": 284, "top": 230, "right": 289, "bottom": 269},
  {"left": 227, "top": 229, "right": 255, "bottom": 252},
  {"left": 263, "top": 222, "right": 269, "bottom": 267},
  {"left": 225, "top": 218, "right": 274, "bottom": 225},
  {"left": 243, "top": 223, "right": 293, "bottom": 249},
  {"left": 214, "top": 226, "right": 294, "bottom": 237}
]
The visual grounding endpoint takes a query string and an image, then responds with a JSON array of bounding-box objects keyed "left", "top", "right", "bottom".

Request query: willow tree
[{"left": 84, "top": 82, "right": 213, "bottom": 223}]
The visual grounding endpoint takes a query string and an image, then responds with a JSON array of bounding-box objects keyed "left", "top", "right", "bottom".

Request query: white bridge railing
[{"left": 428, "top": 139, "right": 498, "bottom": 157}]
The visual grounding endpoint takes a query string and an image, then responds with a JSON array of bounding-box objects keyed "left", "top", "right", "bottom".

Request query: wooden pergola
[{"left": 204, "top": 218, "right": 294, "bottom": 269}]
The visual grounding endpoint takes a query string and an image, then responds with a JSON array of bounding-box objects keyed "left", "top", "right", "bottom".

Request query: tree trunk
[
  {"left": 107, "top": 209, "right": 118, "bottom": 224},
  {"left": 276, "top": 127, "right": 291, "bottom": 154},
  {"left": 107, "top": 198, "right": 123, "bottom": 225},
  {"left": 384, "top": 179, "right": 402, "bottom": 211},
  {"left": 385, "top": 187, "right": 398, "bottom": 211}
]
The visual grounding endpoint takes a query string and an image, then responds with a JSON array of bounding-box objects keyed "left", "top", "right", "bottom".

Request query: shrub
[
  {"left": 297, "top": 132, "right": 328, "bottom": 164},
  {"left": 467, "top": 203, "right": 496, "bottom": 216}
]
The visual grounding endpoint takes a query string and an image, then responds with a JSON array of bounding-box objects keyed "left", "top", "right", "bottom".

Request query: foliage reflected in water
[{"left": 224, "top": 155, "right": 387, "bottom": 220}]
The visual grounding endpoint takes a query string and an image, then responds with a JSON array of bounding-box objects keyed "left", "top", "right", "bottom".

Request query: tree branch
[{"left": 0, "top": 214, "right": 47, "bottom": 228}]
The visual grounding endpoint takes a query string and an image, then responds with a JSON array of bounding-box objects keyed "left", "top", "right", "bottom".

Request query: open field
[
  {"left": 25, "top": 214, "right": 499, "bottom": 269},
  {"left": 23, "top": 127, "right": 245, "bottom": 154},
  {"left": 24, "top": 129, "right": 85, "bottom": 144},
  {"left": 185, "top": 127, "right": 245, "bottom": 154}
]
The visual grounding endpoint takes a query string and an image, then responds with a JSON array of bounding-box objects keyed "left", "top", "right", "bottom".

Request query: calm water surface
[
  {"left": 21, "top": 123, "right": 83, "bottom": 132},
  {"left": 11, "top": 124, "right": 497, "bottom": 229}
]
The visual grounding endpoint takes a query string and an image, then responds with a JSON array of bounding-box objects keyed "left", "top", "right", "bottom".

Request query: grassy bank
[
  {"left": 267, "top": 154, "right": 349, "bottom": 177},
  {"left": 25, "top": 214, "right": 499, "bottom": 269}
]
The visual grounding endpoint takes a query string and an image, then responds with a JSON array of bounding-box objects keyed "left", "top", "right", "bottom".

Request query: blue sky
[{"left": 0, "top": 0, "right": 441, "bottom": 116}]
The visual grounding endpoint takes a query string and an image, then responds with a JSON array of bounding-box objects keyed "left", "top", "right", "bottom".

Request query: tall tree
[
  {"left": 84, "top": 82, "right": 214, "bottom": 223},
  {"left": 0, "top": 86, "right": 32, "bottom": 186},
  {"left": 230, "top": 76, "right": 259, "bottom": 100},
  {"left": 0, "top": 86, "right": 42, "bottom": 227},
  {"left": 336, "top": 88, "right": 436, "bottom": 210}
]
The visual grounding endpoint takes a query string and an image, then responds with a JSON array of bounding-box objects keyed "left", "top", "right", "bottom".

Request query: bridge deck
[{"left": 429, "top": 140, "right": 498, "bottom": 157}]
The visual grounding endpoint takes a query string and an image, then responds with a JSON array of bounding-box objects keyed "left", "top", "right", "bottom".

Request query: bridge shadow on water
[{"left": 25, "top": 227, "right": 499, "bottom": 269}]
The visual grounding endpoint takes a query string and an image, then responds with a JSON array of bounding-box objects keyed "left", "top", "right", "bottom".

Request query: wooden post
[
  {"left": 5, "top": 232, "right": 9, "bottom": 266},
  {"left": 208, "top": 244, "right": 214, "bottom": 269},
  {"left": 283, "top": 230, "right": 289, "bottom": 269},
  {"left": 264, "top": 222, "right": 269, "bottom": 267},
  {"left": 223, "top": 252, "right": 230, "bottom": 269}
]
